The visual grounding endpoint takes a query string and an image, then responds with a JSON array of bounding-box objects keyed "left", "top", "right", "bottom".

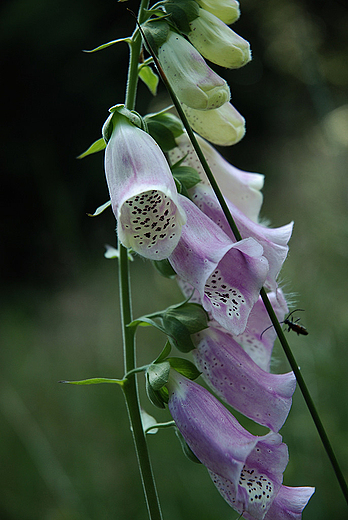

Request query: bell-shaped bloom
[
  {"left": 210, "top": 472, "right": 314, "bottom": 520},
  {"left": 190, "top": 184, "right": 293, "bottom": 290},
  {"left": 158, "top": 31, "right": 230, "bottom": 110},
  {"left": 167, "top": 370, "right": 295, "bottom": 519},
  {"left": 188, "top": 9, "right": 251, "bottom": 69},
  {"left": 260, "top": 485, "right": 315, "bottom": 520},
  {"left": 180, "top": 101, "right": 245, "bottom": 146},
  {"left": 196, "top": 0, "right": 240, "bottom": 25},
  {"left": 104, "top": 114, "right": 186, "bottom": 260},
  {"left": 169, "top": 195, "right": 269, "bottom": 335},
  {"left": 168, "top": 132, "right": 264, "bottom": 222},
  {"left": 192, "top": 323, "right": 296, "bottom": 431}
]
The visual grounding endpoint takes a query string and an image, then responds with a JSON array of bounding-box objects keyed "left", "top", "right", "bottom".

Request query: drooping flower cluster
[{"left": 101, "top": 0, "right": 315, "bottom": 517}]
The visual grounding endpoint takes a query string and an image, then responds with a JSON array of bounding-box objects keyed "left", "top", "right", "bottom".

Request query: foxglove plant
[{"left": 70, "top": 0, "right": 348, "bottom": 518}]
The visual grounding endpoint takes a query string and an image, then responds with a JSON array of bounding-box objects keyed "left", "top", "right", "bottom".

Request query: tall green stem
[{"left": 118, "top": 2, "right": 163, "bottom": 519}]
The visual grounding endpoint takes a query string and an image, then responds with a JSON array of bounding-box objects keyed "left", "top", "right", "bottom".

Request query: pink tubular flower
[
  {"left": 176, "top": 283, "right": 289, "bottom": 372},
  {"left": 210, "top": 472, "right": 314, "bottom": 520},
  {"left": 169, "top": 194, "right": 269, "bottom": 335},
  {"left": 166, "top": 371, "right": 315, "bottom": 520},
  {"left": 104, "top": 114, "right": 186, "bottom": 260},
  {"left": 230, "top": 290, "right": 289, "bottom": 372},
  {"left": 168, "top": 132, "right": 264, "bottom": 222},
  {"left": 192, "top": 323, "right": 296, "bottom": 431},
  {"left": 190, "top": 183, "right": 293, "bottom": 290}
]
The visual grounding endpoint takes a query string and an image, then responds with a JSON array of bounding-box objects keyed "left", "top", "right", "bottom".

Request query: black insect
[{"left": 260, "top": 309, "right": 308, "bottom": 339}]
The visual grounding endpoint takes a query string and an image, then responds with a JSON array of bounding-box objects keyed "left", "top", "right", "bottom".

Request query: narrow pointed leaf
[
  {"left": 77, "top": 137, "right": 106, "bottom": 159},
  {"left": 87, "top": 200, "right": 111, "bottom": 217},
  {"left": 59, "top": 377, "right": 123, "bottom": 385},
  {"left": 139, "top": 65, "right": 159, "bottom": 96},
  {"left": 83, "top": 37, "right": 131, "bottom": 53}
]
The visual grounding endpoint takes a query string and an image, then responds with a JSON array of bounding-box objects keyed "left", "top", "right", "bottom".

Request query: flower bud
[
  {"left": 196, "top": 0, "right": 240, "bottom": 25},
  {"left": 104, "top": 113, "right": 186, "bottom": 260},
  {"left": 188, "top": 9, "right": 251, "bottom": 68},
  {"left": 181, "top": 101, "right": 245, "bottom": 146},
  {"left": 158, "top": 31, "right": 230, "bottom": 110}
]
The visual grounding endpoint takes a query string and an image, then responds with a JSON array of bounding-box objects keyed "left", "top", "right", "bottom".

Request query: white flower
[
  {"left": 158, "top": 31, "right": 230, "bottom": 110},
  {"left": 188, "top": 9, "right": 251, "bottom": 68}
]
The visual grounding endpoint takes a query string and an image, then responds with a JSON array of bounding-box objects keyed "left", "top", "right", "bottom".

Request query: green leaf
[
  {"left": 77, "top": 137, "right": 106, "bottom": 159},
  {"left": 154, "top": 341, "right": 172, "bottom": 364},
  {"left": 151, "top": 258, "right": 177, "bottom": 278},
  {"left": 145, "top": 111, "right": 184, "bottom": 137},
  {"left": 87, "top": 200, "right": 111, "bottom": 217},
  {"left": 162, "top": 315, "right": 195, "bottom": 353},
  {"left": 145, "top": 111, "right": 184, "bottom": 151},
  {"left": 58, "top": 377, "right": 123, "bottom": 385},
  {"left": 174, "top": 428, "right": 202, "bottom": 464},
  {"left": 146, "top": 120, "right": 177, "bottom": 151},
  {"left": 147, "top": 361, "right": 171, "bottom": 391},
  {"left": 165, "top": 302, "right": 209, "bottom": 335},
  {"left": 142, "top": 20, "right": 170, "bottom": 52},
  {"left": 83, "top": 37, "right": 131, "bottom": 53},
  {"left": 139, "top": 65, "right": 159, "bottom": 96},
  {"left": 162, "top": 0, "right": 199, "bottom": 34},
  {"left": 172, "top": 166, "right": 201, "bottom": 190},
  {"left": 127, "top": 316, "right": 165, "bottom": 332},
  {"left": 167, "top": 358, "right": 201, "bottom": 380}
]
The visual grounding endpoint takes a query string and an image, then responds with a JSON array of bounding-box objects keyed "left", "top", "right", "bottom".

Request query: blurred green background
[{"left": 1, "top": 0, "right": 348, "bottom": 518}]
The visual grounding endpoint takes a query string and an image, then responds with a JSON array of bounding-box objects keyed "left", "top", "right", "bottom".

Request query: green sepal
[
  {"left": 167, "top": 358, "right": 201, "bottom": 380},
  {"left": 87, "top": 200, "right": 111, "bottom": 217},
  {"left": 174, "top": 428, "right": 202, "bottom": 464},
  {"left": 151, "top": 258, "right": 177, "bottom": 278},
  {"left": 102, "top": 105, "right": 144, "bottom": 143},
  {"left": 58, "top": 377, "right": 123, "bottom": 385},
  {"left": 162, "top": 0, "right": 200, "bottom": 34},
  {"left": 139, "top": 65, "right": 159, "bottom": 96},
  {"left": 129, "top": 300, "right": 208, "bottom": 353},
  {"left": 83, "top": 37, "right": 131, "bottom": 53},
  {"left": 146, "top": 381, "right": 166, "bottom": 409},
  {"left": 77, "top": 137, "right": 106, "bottom": 159},
  {"left": 172, "top": 166, "right": 201, "bottom": 191},
  {"left": 146, "top": 371, "right": 168, "bottom": 409},
  {"left": 147, "top": 361, "right": 171, "bottom": 391},
  {"left": 142, "top": 20, "right": 170, "bottom": 53}
]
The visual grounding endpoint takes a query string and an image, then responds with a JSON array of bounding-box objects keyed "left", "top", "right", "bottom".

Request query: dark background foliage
[{"left": 1, "top": 0, "right": 348, "bottom": 519}]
